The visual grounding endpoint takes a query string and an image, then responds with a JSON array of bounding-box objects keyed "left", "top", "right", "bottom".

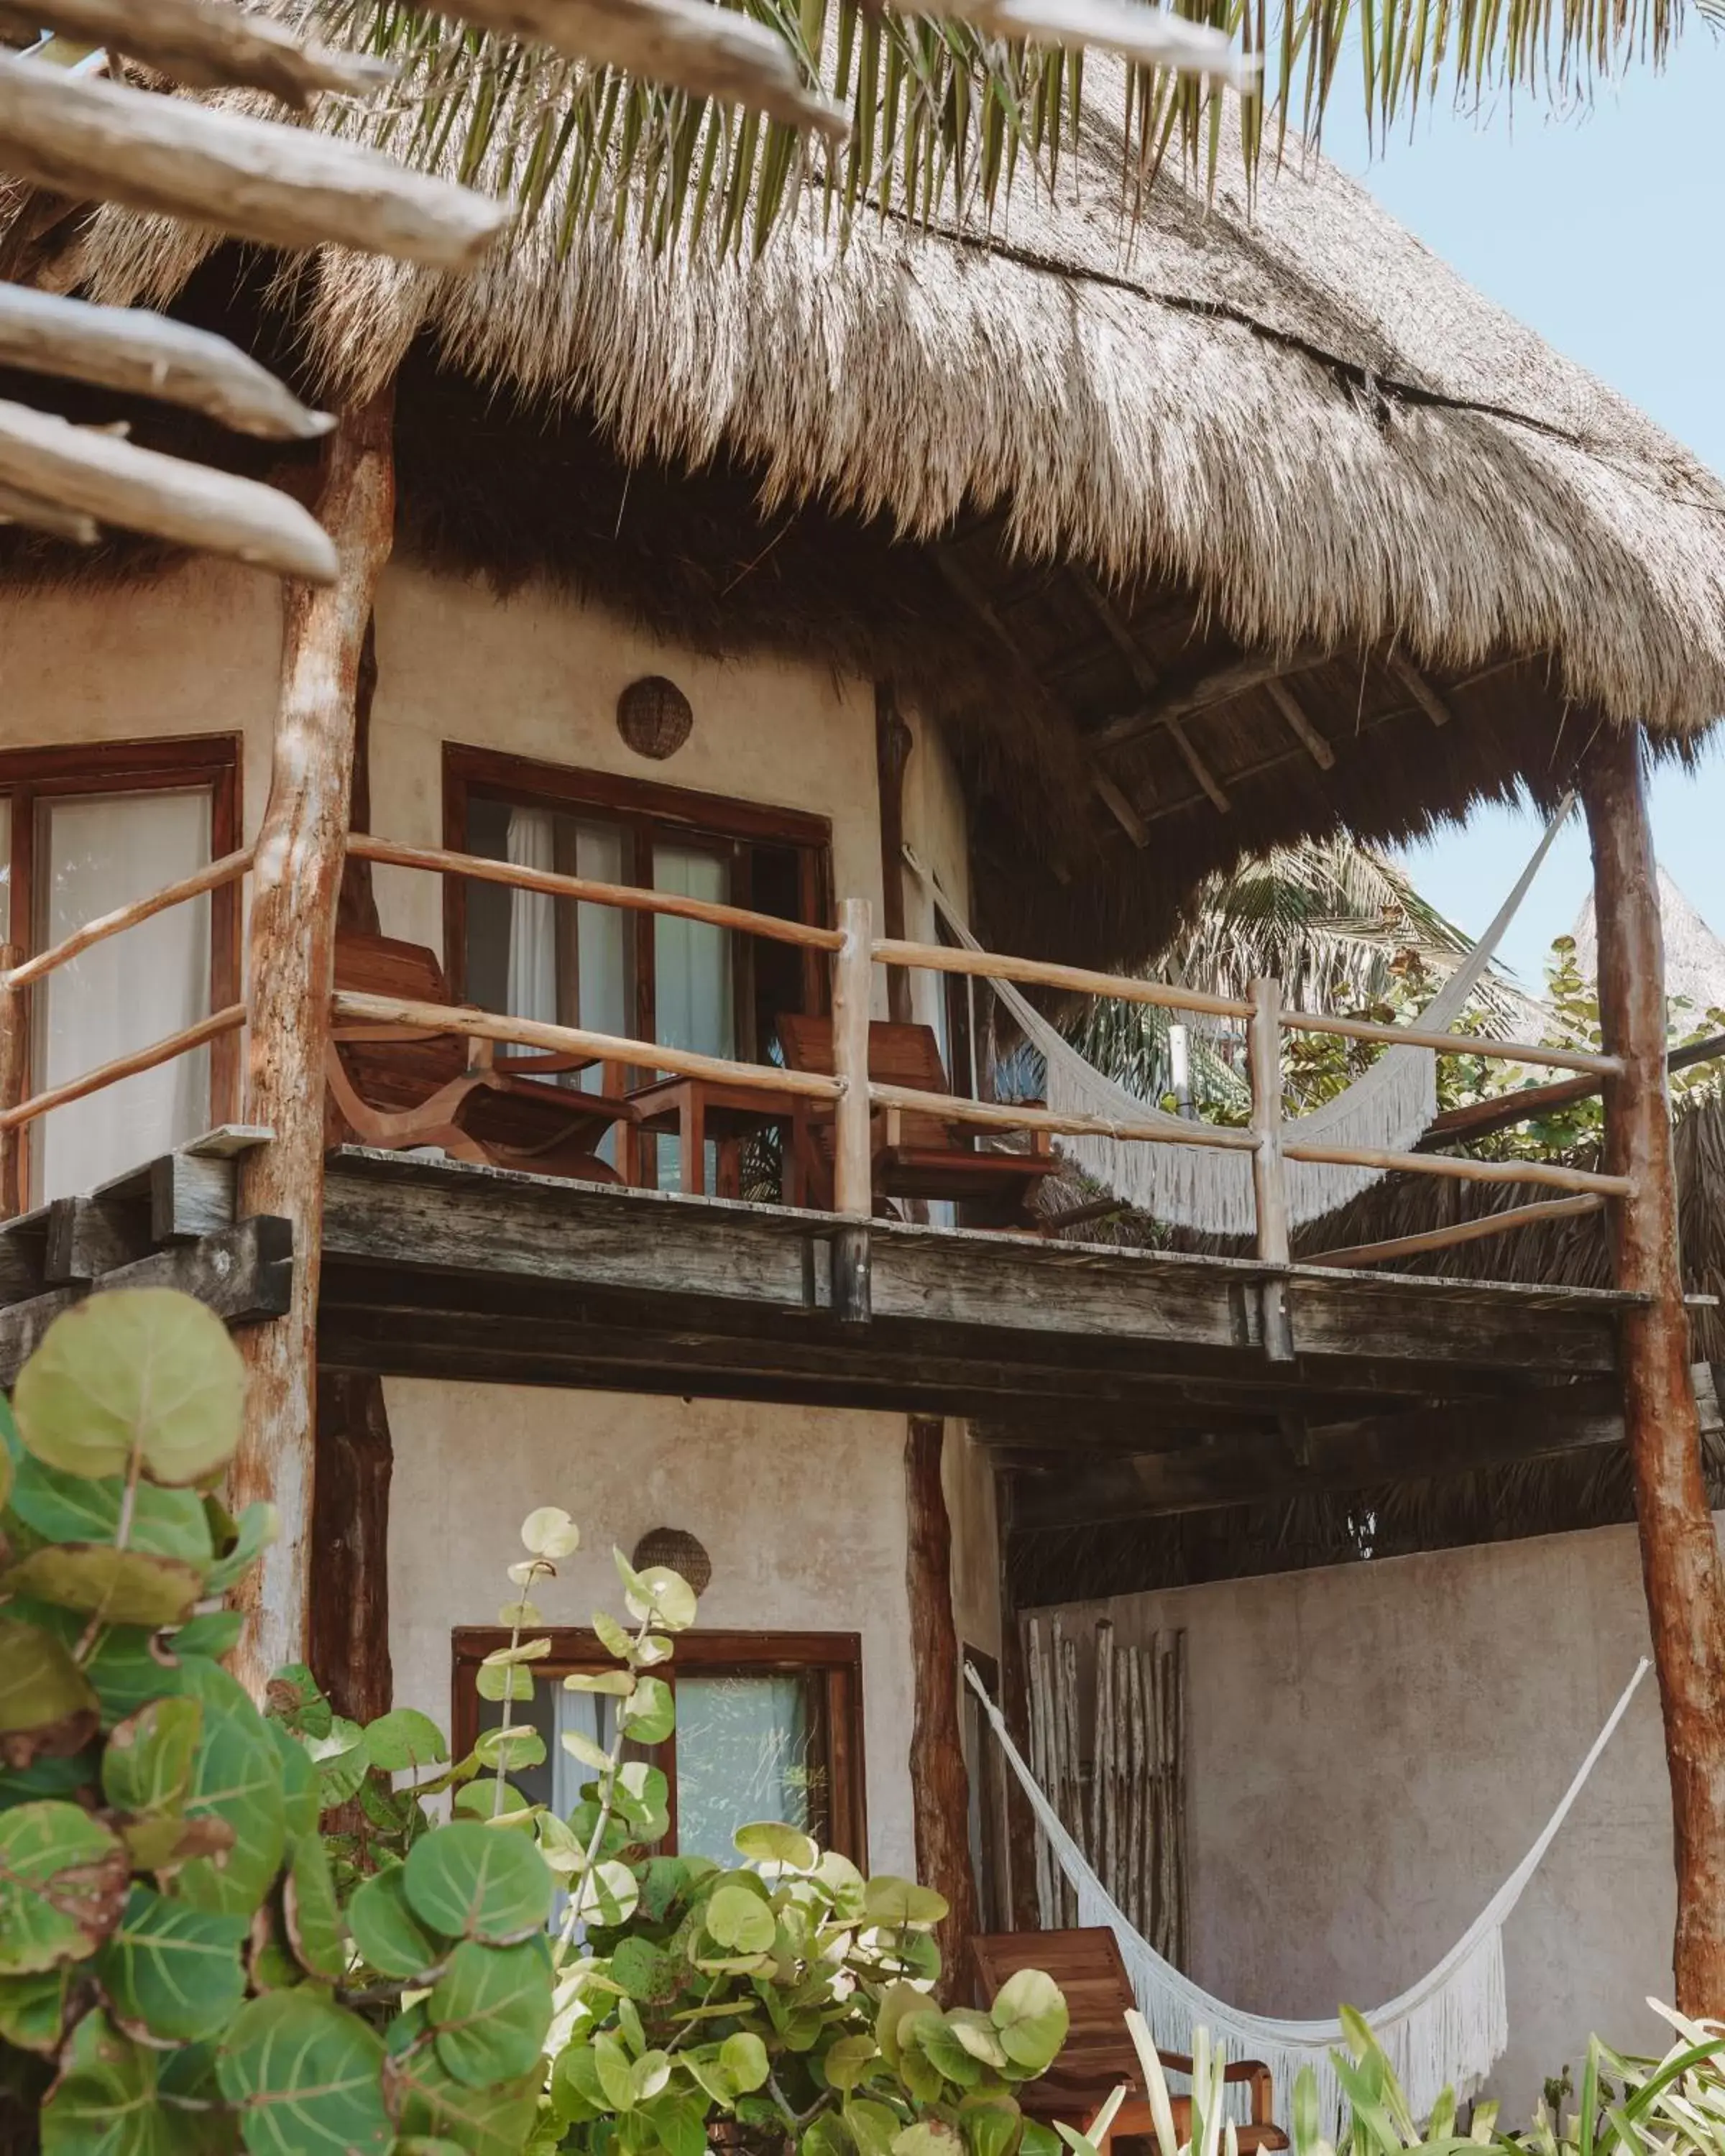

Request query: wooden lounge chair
[
  {"left": 326, "top": 931, "right": 633, "bottom": 1182},
  {"left": 776, "top": 1012, "right": 1058, "bottom": 1224},
  {"left": 971, "top": 1930, "right": 1288, "bottom": 2156}
]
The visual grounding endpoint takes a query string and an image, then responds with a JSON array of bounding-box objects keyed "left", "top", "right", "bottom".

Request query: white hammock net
[
  {"left": 966, "top": 1659, "right": 1648, "bottom": 2133},
  {"left": 917, "top": 801, "right": 1571, "bottom": 1235}
]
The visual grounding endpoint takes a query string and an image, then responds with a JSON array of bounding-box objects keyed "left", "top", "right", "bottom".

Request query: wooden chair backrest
[
  {"left": 334, "top": 931, "right": 450, "bottom": 1004},
  {"left": 777, "top": 1013, "right": 956, "bottom": 1153},
  {"left": 972, "top": 1929, "right": 1141, "bottom": 2092}
]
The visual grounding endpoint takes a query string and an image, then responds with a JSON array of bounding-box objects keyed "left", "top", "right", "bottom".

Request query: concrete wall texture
[{"left": 1036, "top": 1521, "right": 1683, "bottom": 2121}]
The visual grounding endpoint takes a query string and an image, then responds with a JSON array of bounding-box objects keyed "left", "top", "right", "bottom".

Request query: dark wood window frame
[
  {"left": 451, "top": 1626, "right": 868, "bottom": 1866},
  {"left": 0, "top": 734, "right": 243, "bottom": 1206},
  {"left": 442, "top": 744, "right": 836, "bottom": 1051}
]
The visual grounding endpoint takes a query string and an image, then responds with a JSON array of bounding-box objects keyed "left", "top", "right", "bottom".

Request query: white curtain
[
  {"left": 505, "top": 807, "right": 557, "bottom": 1044},
  {"left": 36, "top": 791, "right": 211, "bottom": 1202},
  {"left": 653, "top": 844, "right": 732, "bottom": 1061}
]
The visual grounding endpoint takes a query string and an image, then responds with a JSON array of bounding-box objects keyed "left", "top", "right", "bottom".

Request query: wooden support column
[
  {"left": 905, "top": 1414, "right": 980, "bottom": 1989},
  {"left": 0, "top": 943, "right": 24, "bottom": 1219},
  {"left": 875, "top": 682, "right": 915, "bottom": 1026},
  {"left": 231, "top": 381, "right": 395, "bottom": 1696},
  {"left": 336, "top": 617, "right": 382, "bottom": 939},
  {"left": 310, "top": 1366, "right": 394, "bottom": 1722},
  {"left": 995, "top": 1474, "right": 1042, "bottom": 1930},
  {"left": 1583, "top": 721, "right": 1725, "bottom": 2017}
]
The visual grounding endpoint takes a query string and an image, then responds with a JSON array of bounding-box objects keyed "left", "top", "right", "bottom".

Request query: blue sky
[{"left": 1313, "top": 45, "right": 1725, "bottom": 989}]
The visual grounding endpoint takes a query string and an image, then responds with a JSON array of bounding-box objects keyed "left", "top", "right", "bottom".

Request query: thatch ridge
[{"left": 52, "top": 73, "right": 1725, "bottom": 741}]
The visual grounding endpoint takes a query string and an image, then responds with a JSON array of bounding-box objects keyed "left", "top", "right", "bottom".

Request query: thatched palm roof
[{"left": 14, "top": 80, "right": 1725, "bottom": 964}]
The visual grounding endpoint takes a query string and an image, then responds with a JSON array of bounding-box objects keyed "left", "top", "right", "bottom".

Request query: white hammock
[
  {"left": 914, "top": 802, "right": 1572, "bottom": 1235},
  {"left": 967, "top": 1658, "right": 1649, "bottom": 2134}
]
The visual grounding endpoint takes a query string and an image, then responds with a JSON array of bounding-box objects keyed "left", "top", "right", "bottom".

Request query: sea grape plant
[{"left": 0, "top": 1286, "right": 1072, "bottom": 2155}]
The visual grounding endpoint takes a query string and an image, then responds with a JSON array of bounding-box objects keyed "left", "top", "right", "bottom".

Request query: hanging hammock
[
  {"left": 911, "top": 802, "right": 1571, "bottom": 1235},
  {"left": 966, "top": 1658, "right": 1648, "bottom": 2133}
]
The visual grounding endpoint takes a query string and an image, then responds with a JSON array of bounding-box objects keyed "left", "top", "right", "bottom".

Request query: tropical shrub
[{"left": 0, "top": 1286, "right": 1070, "bottom": 2155}]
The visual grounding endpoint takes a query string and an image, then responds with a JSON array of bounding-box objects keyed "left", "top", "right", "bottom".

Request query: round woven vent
[
  {"left": 617, "top": 675, "right": 693, "bottom": 760},
  {"left": 631, "top": 1525, "right": 712, "bottom": 1598}
]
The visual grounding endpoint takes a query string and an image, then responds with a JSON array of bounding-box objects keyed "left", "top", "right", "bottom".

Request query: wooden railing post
[
  {"left": 231, "top": 379, "right": 395, "bottom": 1699},
  {"left": 1583, "top": 721, "right": 1725, "bottom": 2016},
  {"left": 1248, "top": 974, "right": 1294, "bottom": 1359},
  {"left": 831, "top": 895, "right": 874, "bottom": 1323},
  {"left": 0, "top": 943, "right": 24, "bottom": 1218}
]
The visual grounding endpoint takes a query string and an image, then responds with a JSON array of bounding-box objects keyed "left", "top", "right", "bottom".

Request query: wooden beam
[
  {"left": 338, "top": 615, "right": 383, "bottom": 938},
  {"left": 1305, "top": 1192, "right": 1604, "bottom": 1269},
  {"left": 0, "top": 400, "right": 336, "bottom": 581},
  {"left": 905, "top": 1416, "right": 979, "bottom": 1982},
  {"left": 1418, "top": 1032, "right": 1725, "bottom": 1150},
  {"left": 1583, "top": 720, "right": 1725, "bottom": 2018},
  {"left": 0, "top": 0, "right": 393, "bottom": 104},
  {"left": 0, "top": 477, "right": 96, "bottom": 543},
  {"left": 231, "top": 383, "right": 395, "bottom": 1698},
  {"left": 0, "top": 55, "right": 510, "bottom": 268},
  {"left": 1092, "top": 648, "right": 1327, "bottom": 752},
  {"left": 1387, "top": 653, "right": 1452, "bottom": 727},
  {"left": 1263, "top": 676, "right": 1335, "bottom": 770},
  {"left": 310, "top": 1367, "right": 393, "bottom": 1723},
  {"left": 0, "top": 286, "right": 332, "bottom": 440},
  {"left": 876, "top": 683, "right": 915, "bottom": 1025}
]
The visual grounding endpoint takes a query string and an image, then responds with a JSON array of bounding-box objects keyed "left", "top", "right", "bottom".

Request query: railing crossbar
[
  {"left": 3, "top": 847, "right": 253, "bottom": 992},
  {"left": 0, "top": 1004, "right": 247, "bottom": 1134}
]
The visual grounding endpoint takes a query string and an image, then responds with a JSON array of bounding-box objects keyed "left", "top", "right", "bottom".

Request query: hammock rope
[
  {"left": 912, "top": 801, "right": 1572, "bottom": 1235},
  {"left": 965, "top": 1657, "right": 1648, "bottom": 2132}
]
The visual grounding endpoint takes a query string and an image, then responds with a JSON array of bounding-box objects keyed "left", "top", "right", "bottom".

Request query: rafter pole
[
  {"left": 1583, "top": 719, "right": 1725, "bottom": 2017},
  {"left": 1093, "top": 647, "right": 1328, "bottom": 752},
  {"left": 231, "top": 381, "right": 395, "bottom": 1698},
  {"left": 1388, "top": 652, "right": 1453, "bottom": 727},
  {"left": 1264, "top": 676, "right": 1335, "bottom": 769},
  {"left": 1068, "top": 566, "right": 1232, "bottom": 818}
]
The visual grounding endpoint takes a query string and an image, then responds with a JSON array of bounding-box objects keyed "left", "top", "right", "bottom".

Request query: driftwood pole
[
  {"left": 231, "top": 382, "right": 395, "bottom": 1695},
  {"left": 310, "top": 1366, "right": 394, "bottom": 1722},
  {"left": 905, "top": 1414, "right": 980, "bottom": 1986},
  {"left": 1583, "top": 720, "right": 1725, "bottom": 2015}
]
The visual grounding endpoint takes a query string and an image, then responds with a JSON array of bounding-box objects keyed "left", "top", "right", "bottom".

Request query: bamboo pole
[
  {"left": 870, "top": 934, "right": 1256, "bottom": 1021},
  {"left": 0, "top": 287, "right": 332, "bottom": 441},
  {"left": 0, "top": 943, "right": 24, "bottom": 1219},
  {"left": 0, "top": 0, "right": 394, "bottom": 103},
  {"left": 4, "top": 848, "right": 251, "bottom": 991},
  {"left": 0, "top": 479, "right": 97, "bottom": 543},
  {"left": 1583, "top": 722, "right": 1725, "bottom": 2017},
  {"left": 231, "top": 384, "right": 394, "bottom": 1699},
  {"left": 0, "top": 398, "right": 338, "bottom": 581},
  {"left": 0, "top": 1005, "right": 244, "bottom": 1134},
  {"left": 1279, "top": 1005, "right": 1620, "bottom": 1075},
  {"left": 832, "top": 896, "right": 875, "bottom": 1219},
  {"left": 1281, "top": 1136, "right": 1629, "bottom": 1198},
  {"left": 1305, "top": 1192, "right": 1605, "bottom": 1269},
  {"left": 1248, "top": 976, "right": 1289, "bottom": 1266},
  {"left": 331, "top": 992, "right": 840, "bottom": 1104},
  {"left": 0, "top": 57, "right": 510, "bottom": 268},
  {"left": 348, "top": 834, "right": 843, "bottom": 950},
  {"left": 867, "top": 1079, "right": 1257, "bottom": 1153}
]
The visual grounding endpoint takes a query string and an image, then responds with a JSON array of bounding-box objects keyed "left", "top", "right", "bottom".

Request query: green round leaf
[
  {"left": 805, "top": 2117, "right": 855, "bottom": 2156},
  {"left": 705, "top": 1880, "right": 776, "bottom": 1954},
  {"left": 264, "top": 1717, "right": 319, "bottom": 1842},
  {"left": 476, "top": 1659, "right": 535, "bottom": 1704},
  {"left": 101, "top": 1695, "right": 202, "bottom": 1819},
  {"left": 7, "top": 1451, "right": 214, "bottom": 1561},
  {"left": 863, "top": 1875, "right": 949, "bottom": 1932},
  {"left": 947, "top": 2008, "right": 1011, "bottom": 2071},
  {"left": 218, "top": 1989, "right": 390, "bottom": 2154},
  {"left": 619, "top": 1555, "right": 697, "bottom": 1632},
  {"left": 0, "top": 1966, "right": 68, "bottom": 2053},
  {"left": 169, "top": 1609, "right": 246, "bottom": 1664},
  {"left": 734, "top": 1820, "right": 819, "bottom": 1871},
  {"left": 893, "top": 2124, "right": 964, "bottom": 2156},
  {"left": 914, "top": 2013, "right": 983, "bottom": 2088},
  {"left": 520, "top": 1506, "right": 580, "bottom": 1558},
  {"left": 96, "top": 1884, "right": 248, "bottom": 2043},
  {"left": 621, "top": 1674, "right": 675, "bottom": 1744},
  {"left": 402, "top": 1819, "right": 553, "bottom": 1943},
  {"left": 170, "top": 1662, "right": 288, "bottom": 1920},
  {"left": 203, "top": 1502, "right": 278, "bottom": 1595},
  {"left": 990, "top": 1968, "right": 1069, "bottom": 2074},
  {"left": 721, "top": 2030, "right": 771, "bottom": 2093},
  {"left": 15, "top": 1289, "right": 245, "bottom": 1487},
  {"left": 428, "top": 1934, "right": 553, "bottom": 2087},
  {"left": 568, "top": 1858, "right": 639, "bottom": 1928},
  {"left": 284, "top": 1832, "right": 346, "bottom": 1984},
  {"left": 821, "top": 2034, "right": 878, "bottom": 2093},
  {"left": 385, "top": 2016, "right": 541, "bottom": 2156},
  {"left": 40, "top": 2009, "right": 170, "bottom": 2156},
  {"left": 0, "top": 1615, "right": 99, "bottom": 1761},
  {"left": 308, "top": 1715, "right": 372, "bottom": 1808},
  {"left": 2, "top": 1544, "right": 205, "bottom": 1628},
  {"left": 349, "top": 1865, "right": 451, "bottom": 1983},
  {"left": 876, "top": 1983, "right": 942, "bottom": 2073},
  {"left": 364, "top": 1708, "right": 449, "bottom": 1774},
  {"left": 846, "top": 2097, "right": 903, "bottom": 2156},
  {"left": 0, "top": 1800, "right": 129, "bottom": 1973}
]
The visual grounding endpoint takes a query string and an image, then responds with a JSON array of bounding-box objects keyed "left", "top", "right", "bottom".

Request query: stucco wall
[
  {"left": 387, "top": 1381, "right": 1005, "bottom": 1876},
  {"left": 1034, "top": 1523, "right": 1680, "bottom": 2120}
]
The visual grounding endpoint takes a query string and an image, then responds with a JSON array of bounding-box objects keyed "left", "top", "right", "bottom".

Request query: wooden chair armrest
[
  {"left": 1222, "top": 2063, "right": 1276, "bottom": 2125},
  {"left": 492, "top": 1049, "right": 602, "bottom": 1075}
]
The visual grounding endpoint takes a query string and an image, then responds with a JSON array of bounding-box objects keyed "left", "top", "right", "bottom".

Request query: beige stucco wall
[
  {"left": 1036, "top": 1521, "right": 1681, "bottom": 2122},
  {"left": 387, "top": 1382, "right": 1001, "bottom": 1876}
]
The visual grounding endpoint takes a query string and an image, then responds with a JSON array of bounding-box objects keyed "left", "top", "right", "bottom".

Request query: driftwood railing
[
  {"left": 0, "top": 831, "right": 1631, "bottom": 1277},
  {"left": 0, "top": 847, "right": 253, "bottom": 1215},
  {"left": 333, "top": 839, "right": 1629, "bottom": 1279}
]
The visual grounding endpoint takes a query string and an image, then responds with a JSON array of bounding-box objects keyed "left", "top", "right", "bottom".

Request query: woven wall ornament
[
  {"left": 631, "top": 1525, "right": 712, "bottom": 1598},
  {"left": 617, "top": 675, "right": 693, "bottom": 760}
]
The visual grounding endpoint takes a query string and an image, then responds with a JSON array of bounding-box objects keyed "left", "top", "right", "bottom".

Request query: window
[
  {"left": 0, "top": 739, "right": 241, "bottom": 1206},
  {"left": 444, "top": 747, "right": 832, "bottom": 1183},
  {"left": 452, "top": 1628, "right": 867, "bottom": 1865}
]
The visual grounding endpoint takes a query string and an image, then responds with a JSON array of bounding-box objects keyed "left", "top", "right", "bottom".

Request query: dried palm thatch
[{"left": 1008, "top": 1089, "right": 1725, "bottom": 1607}]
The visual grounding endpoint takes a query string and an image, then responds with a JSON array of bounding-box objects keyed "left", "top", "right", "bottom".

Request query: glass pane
[
  {"left": 653, "top": 844, "right": 732, "bottom": 1190},
  {"left": 673, "top": 1674, "right": 829, "bottom": 1865},
  {"left": 35, "top": 790, "right": 211, "bottom": 1200}
]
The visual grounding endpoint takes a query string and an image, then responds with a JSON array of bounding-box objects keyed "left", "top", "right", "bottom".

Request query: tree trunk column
[
  {"left": 1583, "top": 720, "right": 1725, "bottom": 2015},
  {"left": 906, "top": 1414, "right": 981, "bottom": 1988},
  {"left": 231, "top": 382, "right": 395, "bottom": 1696}
]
